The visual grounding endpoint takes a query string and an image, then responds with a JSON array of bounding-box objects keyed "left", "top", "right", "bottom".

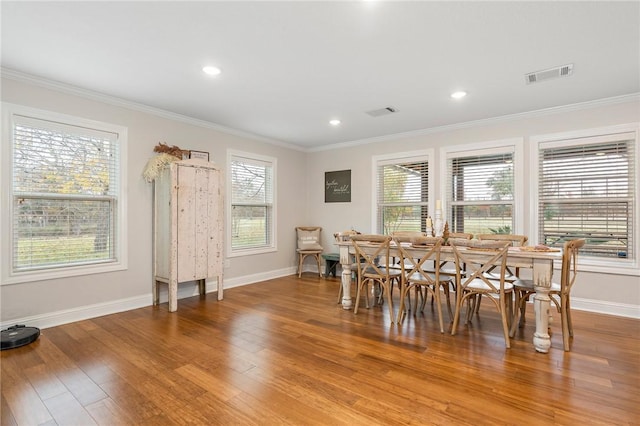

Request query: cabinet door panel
[
  {"left": 154, "top": 168, "right": 171, "bottom": 280},
  {"left": 193, "top": 167, "right": 211, "bottom": 279},
  {"left": 207, "top": 169, "right": 224, "bottom": 276},
  {"left": 176, "top": 165, "right": 197, "bottom": 282}
]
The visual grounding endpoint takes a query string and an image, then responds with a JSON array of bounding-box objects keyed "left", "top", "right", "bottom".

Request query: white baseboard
[
  {"left": 570, "top": 297, "right": 640, "bottom": 319},
  {"left": 0, "top": 294, "right": 151, "bottom": 330},
  {"left": 2, "top": 267, "right": 636, "bottom": 330},
  {"left": 0, "top": 266, "right": 298, "bottom": 330}
]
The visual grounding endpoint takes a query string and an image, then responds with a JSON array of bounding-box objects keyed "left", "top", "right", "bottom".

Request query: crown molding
[
  {"left": 0, "top": 67, "right": 305, "bottom": 152},
  {"left": 309, "top": 92, "right": 640, "bottom": 152},
  {"left": 3, "top": 67, "right": 637, "bottom": 154}
]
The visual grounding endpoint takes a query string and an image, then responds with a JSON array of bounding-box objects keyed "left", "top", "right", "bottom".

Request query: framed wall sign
[
  {"left": 189, "top": 150, "right": 210, "bottom": 161},
  {"left": 325, "top": 169, "right": 351, "bottom": 203}
]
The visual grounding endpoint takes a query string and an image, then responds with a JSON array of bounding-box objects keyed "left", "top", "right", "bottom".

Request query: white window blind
[
  {"left": 11, "top": 114, "right": 119, "bottom": 272},
  {"left": 447, "top": 151, "right": 514, "bottom": 234},
  {"left": 230, "top": 154, "right": 274, "bottom": 252},
  {"left": 377, "top": 158, "right": 429, "bottom": 234},
  {"left": 538, "top": 133, "right": 635, "bottom": 260}
]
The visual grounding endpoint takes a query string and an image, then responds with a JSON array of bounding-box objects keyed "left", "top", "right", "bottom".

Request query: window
[
  {"left": 2, "top": 104, "right": 127, "bottom": 284},
  {"left": 374, "top": 151, "right": 432, "bottom": 234},
  {"left": 534, "top": 127, "right": 637, "bottom": 266},
  {"left": 443, "top": 140, "right": 523, "bottom": 235},
  {"left": 228, "top": 151, "right": 276, "bottom": 255}
]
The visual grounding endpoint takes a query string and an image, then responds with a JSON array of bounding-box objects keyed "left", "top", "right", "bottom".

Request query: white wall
[
  {"left": 306, "top": 97, "right": 640, "bottom": 318},
  {"left": 1, "top": 76, "right": 309, "bottom": 327}
]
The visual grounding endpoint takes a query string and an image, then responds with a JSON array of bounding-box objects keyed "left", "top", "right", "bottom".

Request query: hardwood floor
[{"left": 2, "top": 274, "right": 639, "bottom": 425}]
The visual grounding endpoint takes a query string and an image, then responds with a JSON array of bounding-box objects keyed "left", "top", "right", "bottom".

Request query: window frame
[
  {"left": 226, "top": 149, "right": 277, "bottom": 257},
  {"left": 439, "top": 138, "right": 524, "bottom": 236},
  {"left": 1, "top": 103, "right": 128, "bottom": 285},
  {"left": 530, "top": 124, "right": 639, "bottom": 275},
  {"left": 371, "top": 150, "right": 435, "bottom": 234}
]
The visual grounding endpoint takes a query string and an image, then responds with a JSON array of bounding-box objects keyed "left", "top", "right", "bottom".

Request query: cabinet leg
[
  {"left": 169, "top": 279, "right": 178, "bottom": 312},
  {"left": 217, "top": 276, "right": 224, "bottom": 300},
  {"left": 153, "top": 280, "right": 159, "bottom": 305}
]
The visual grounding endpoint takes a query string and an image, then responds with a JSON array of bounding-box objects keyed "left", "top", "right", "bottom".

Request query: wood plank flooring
[{"left": 2, "top": 274, "right": 639, "bottom": 425}]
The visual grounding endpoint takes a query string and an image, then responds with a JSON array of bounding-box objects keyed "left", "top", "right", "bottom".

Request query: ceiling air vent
[
  {"left": 525, "top": 63, "right": 574, "bottom": 84},
  {"left": 366, "top": 106, "right": 398, "bottom": 117}
]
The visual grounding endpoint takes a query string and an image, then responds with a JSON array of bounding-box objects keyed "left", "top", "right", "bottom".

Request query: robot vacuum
[{"left": 1, "top": 325, "right": 40, "bottom": 350}]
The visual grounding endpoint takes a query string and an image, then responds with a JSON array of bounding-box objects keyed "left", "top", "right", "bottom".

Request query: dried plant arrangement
[{"left": 142, "top": 143, "right": 187, "bottom": 182}]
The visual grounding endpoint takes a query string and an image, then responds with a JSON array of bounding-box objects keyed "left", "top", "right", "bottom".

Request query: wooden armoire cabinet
[{"left": 153, "top": 159, "right": 224, "bottom": 312}]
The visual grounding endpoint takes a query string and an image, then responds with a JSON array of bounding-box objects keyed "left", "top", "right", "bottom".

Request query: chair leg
[
  {"left": 518, "top": 291, "right": 529, "bottom": 328},
  {"left": 442, "top": 282, "right": 454, "bottom": 322},
  {"left": 451, "top": 289, "right": 464, "bottom": 336},
  {"left": 464, "top": 294, "right": 474, "bottom": 325},
  {"left": 500, "top": 297, "right": 511, "bottom": 349},
  {"left": 474, "top": 294, "right": 483, "bottom": 313},
  {"left": 364, "top": 280, "right": 371, "bottom": 308},
  {"left": 510, "top": 289, "right": 522, "bottom": 337},
  {"left": 413, "top": 286, "right": 420, "bottom": 313},
  {"left": 354, "top": 280, "right": 363, "bottom": 314},
  {"left": 561, "top": 294, "right": 572, "bottom": 351},
  {"left": 384, "top": 283, "right": 395, "bottom": 324},
  {"left": 397, "top": 282, "right": 408, "bottom": 323},
  {"left": 432, "top": 286, "right": 445, "bottom": 333},
  {"left": 315, "top": 254, "right": 322, "bottom": 278},
  {"left": 506, "top": 292, "right": 514, "bottom": 330},
  {"left": 297, "top": 254, "right": 303, "bottom": 278},
  {"left": 565, "top": 295, "right": 574, "bottom": 337}
]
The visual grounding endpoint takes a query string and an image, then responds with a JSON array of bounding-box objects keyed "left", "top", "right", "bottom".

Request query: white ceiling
[{"left": 2, "top": 1, "right": 639, "bottom": 150}]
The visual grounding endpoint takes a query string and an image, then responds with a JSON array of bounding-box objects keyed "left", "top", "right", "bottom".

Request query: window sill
[
  {"left": 578, "top": 260, "right": 640, "bottom": 277},
  {"left": 228, "top": 246, "right": 277, "bottom": 258},
  {"left": 1, "top": 261, "right": 127, "bottom": 286}
]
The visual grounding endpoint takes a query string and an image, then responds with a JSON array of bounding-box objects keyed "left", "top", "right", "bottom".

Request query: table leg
[
  {"left": 341, "top": 264, "right": 353, "bottom": 310},
  {"left": 532, "top": 258, "right": 554, "bottom": 353},
  {"left": 533, "top": 288, "right": 552, "bottom": 353},
  {"left": 340, "top": 248, "right": 353, "bottom": 310}
]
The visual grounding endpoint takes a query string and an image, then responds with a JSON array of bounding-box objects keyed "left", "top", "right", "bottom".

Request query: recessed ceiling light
[
  {"left": 451, "top": 91, "right": 467, "bottom": 99},
  {"left": 329, "top": 119, "right": 341, "bottom": 126},
  {"left": 202, "top": 66, "right": 221, "bottom": 76}
]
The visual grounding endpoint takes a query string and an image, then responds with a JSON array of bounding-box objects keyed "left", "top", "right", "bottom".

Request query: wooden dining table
[{"left": 335, "top": 241, "right": 563, "bottom": 353}]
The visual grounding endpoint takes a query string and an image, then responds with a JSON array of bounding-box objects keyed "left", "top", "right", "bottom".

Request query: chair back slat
[
  {"left": 448, "top": 232, "right": 474, "bottom": 240},
  {"left": 391, "top": 231, "right": 428, "bottom": 238},
  {"left": 476, "top": 233, "right": 528, "bottom": 247}
]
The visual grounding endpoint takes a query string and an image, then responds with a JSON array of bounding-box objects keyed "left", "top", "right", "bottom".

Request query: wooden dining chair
[
  {"left": 389, "top": 231, "right": 427, "bottom": 297},
  {"left": 472, "top": 234, "right": 527, "bottom": 313},
  {"left": 393, "top": 236, "right": 448, "bottom": 332},
  {"left": 510, "top": 239, "right": 585, "bottom": 351},
  {"left": 450, "top": 240, "right": 513, "bottom": 348},
  {"left": 295, "top": 226, "right": 323, "bottom": 278},
  {"left": 350, "top": 234, "right": 401, "bottom": 323},
  {"left": 423, "top": 232, "right": 474, "bottom": 321}
]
